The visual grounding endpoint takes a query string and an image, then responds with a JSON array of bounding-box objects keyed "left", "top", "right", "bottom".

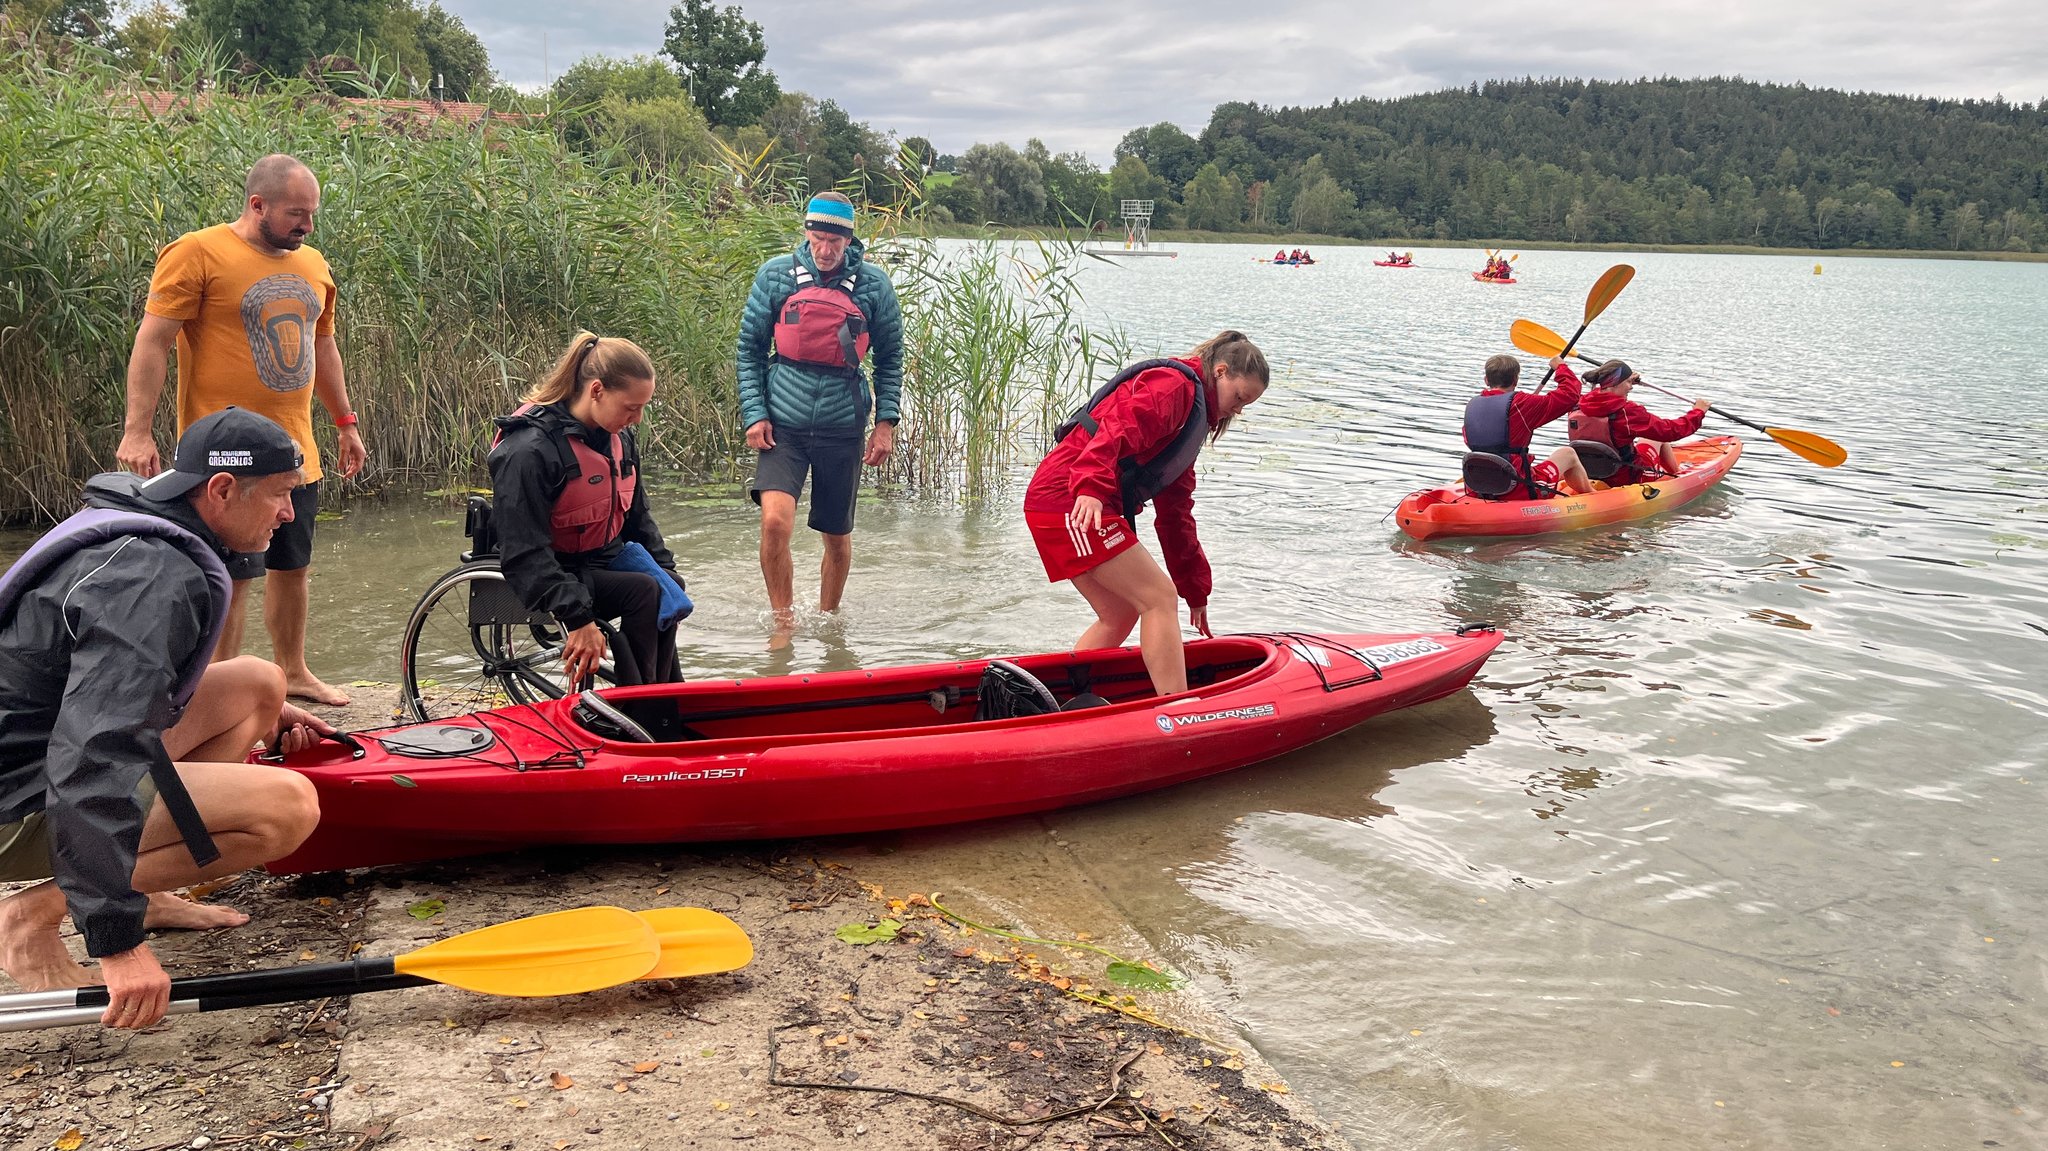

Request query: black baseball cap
[{"left": 139, "top": 407, "right": 303, "bottom": 501}]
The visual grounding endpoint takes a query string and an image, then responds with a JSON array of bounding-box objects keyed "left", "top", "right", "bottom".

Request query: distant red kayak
[
  {"left": 1374, "top": 260, "right": 1416, "bottom": 268},
  {"left": 1472, "top": 272, "right": 1517, "bottom": 284},
  {"left": 262, "top": 629, "right": 1503, "bottom": 873}
]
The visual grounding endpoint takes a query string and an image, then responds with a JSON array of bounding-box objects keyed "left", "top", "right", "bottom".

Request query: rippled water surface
[{"left": 10, "top": 244, "right": 2047, "bottom": 1147}]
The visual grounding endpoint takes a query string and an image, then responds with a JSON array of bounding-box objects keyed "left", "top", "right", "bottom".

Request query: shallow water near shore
[{"left": 8, "top": 244, "right": 2047, "bottom": 1147}]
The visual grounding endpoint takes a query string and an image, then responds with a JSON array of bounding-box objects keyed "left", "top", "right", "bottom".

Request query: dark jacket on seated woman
[{"left": 487, "top": 397, "right": 683, "bottom": 684}]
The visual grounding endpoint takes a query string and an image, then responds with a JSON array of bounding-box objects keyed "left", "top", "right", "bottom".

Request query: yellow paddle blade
[
  {"left": 1583, "top": 264, "right": 1634, "bottom": 322},
  {"left": 1768, "top": 427, "right": 1849, "bottom": 467},
  {"left": 638, "top": 908, "right": 754, "bottom": 978},
  {"left": 395, "top": 906, "right": 658, "bottom": 997},
  {"left": 1510, "top": 318, "right": 1568, "bottom": 357}
]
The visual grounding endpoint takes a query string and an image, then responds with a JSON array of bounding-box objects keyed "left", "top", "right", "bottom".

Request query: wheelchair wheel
[{"left": 399, "top": 561, "right": 617, "bottom": 723}]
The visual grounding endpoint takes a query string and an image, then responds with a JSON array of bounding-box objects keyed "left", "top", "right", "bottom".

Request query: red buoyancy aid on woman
[
  {"left": 498, "top": 402, "right": 634, "bottom": 553},
  {"left": 1569, "top": 392, "right": 1706, "bottom": 478},
  {"left": 1024, "top": 358, "right": 1216, "bottom": 608}
]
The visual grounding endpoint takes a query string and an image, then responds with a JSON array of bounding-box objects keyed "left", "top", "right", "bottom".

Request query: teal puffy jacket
[{"left": 736, "top": 238, "right": 904, "bottom": 435}]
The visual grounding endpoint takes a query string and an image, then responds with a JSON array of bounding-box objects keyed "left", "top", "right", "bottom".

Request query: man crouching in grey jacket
[{"left": 0, "top": 408, "right": 326, "bottom": 1029}]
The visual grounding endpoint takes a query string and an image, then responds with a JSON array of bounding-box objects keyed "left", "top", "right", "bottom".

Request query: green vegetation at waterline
[{"left": 0, "top": 41, "right": 1116, "bottom": 525}]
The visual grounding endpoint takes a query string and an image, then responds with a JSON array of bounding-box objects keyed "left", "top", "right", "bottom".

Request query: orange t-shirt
[{"left": 144, "top": 223, "right": 338, "bottom": 482}]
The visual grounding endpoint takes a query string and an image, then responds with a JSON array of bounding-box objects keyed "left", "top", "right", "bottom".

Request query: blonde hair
[
  {"left": 1190, "top": 330, "right": 1269, "bottom": 440},
  {"left": 524, "top": 331, "right": 655, "bottom": 405}
]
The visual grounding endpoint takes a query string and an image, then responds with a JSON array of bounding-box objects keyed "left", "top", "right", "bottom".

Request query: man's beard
[{"left": 258, "top": 217, "right": 306, "bottom": 251}]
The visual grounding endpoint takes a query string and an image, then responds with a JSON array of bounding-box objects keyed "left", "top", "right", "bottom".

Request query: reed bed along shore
[{"left": 0, "top": 40, "right": 1118, "bottom": 525}]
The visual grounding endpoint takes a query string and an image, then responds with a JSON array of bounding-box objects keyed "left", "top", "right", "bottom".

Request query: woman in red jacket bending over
[
  {"left": 1023, "top": 331, "right": 1270, "bottom": 697},
  {"left": 1569, "top": 359, "right": 1710, "bottom": 484}
]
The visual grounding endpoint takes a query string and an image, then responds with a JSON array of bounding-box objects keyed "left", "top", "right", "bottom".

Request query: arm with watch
[{"left": 314, "top": 332, "right": 366, "bottom": 478}]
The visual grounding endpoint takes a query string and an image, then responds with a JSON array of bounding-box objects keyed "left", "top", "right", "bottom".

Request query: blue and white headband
[{"left": 803, "top": 195, "right": 856, "bottom": 237}]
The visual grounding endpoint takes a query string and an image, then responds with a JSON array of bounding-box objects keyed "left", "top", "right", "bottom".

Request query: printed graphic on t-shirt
[{"left": 240, "top": 273, "right": 322, "bottom": 393}]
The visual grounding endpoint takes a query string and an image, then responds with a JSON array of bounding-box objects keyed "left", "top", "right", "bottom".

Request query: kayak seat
[
  {"left": 973, "top": 660, "right": 1059, "bottom": 721},
  {"left": 1460, "top": 452, "right": 1524, "bottom": 500},
  {"left": 1060, "top": 692, "right": 1111, "bottom": 711},
  {"left": 1569, "top": 440, "right": 1625, "bottom": 481}
]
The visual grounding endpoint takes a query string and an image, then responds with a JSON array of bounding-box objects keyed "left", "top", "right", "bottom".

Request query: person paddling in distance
[
  {"left": 1023, "top": 331, "right": 1271, "bottom": 698},
  {"left": 1569, "top": 360, "right": 1710, "bottom": 485},
  {"left": 0, "top": 408, "right": 326, "bottom": 1028},
  {"left": 487, "top": 333, "right": 690, "bottom": 688},
  {"left": 1464, "top": 353, "right": 1593, "bottom": 499}
]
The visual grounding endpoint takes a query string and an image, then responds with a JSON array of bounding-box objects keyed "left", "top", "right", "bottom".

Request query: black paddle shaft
[{"left": 71, "top": 956, "right": 405, "bottom": 1008}]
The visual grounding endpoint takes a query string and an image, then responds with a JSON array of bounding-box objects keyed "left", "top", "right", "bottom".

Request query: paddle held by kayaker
[
  {"left": 1569, "top": 360, "right": 1711, "bottom": 484},
  {"left": 1023, "top": 331, "right": 1271, "bottom": 697}
]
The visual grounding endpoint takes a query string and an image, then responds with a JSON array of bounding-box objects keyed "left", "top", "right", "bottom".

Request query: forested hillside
[{"left": 1102, "top": 77, "right": 2048, "bottom": 251}]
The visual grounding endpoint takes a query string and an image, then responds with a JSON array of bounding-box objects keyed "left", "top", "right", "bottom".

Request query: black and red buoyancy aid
[
  {"left": 1054, "top": 358, "right": 1209, "bottom": 518},
  {"left": 774, "top": 255, "right": 869, "bottom": 374},
  {"left": 497, "top": 404, "right": 636, "bottom": 555}
]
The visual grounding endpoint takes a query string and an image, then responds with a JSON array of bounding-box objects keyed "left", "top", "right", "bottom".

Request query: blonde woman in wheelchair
[{"left": 486, "top": 332, "right": 689, "bottom": 690}]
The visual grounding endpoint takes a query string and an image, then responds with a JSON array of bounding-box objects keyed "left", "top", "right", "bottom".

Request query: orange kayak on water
[
  {"left": 1395, "top": 436, "right": 1742, "bottom": 541},
  {"left": 1472, "top": 272, "right": 1517, "bottom": 284}
]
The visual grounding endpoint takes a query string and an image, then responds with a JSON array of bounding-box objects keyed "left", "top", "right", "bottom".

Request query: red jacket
[
  {"left": 1462, "top": 362, "right": 1582, "bottom": 450},
  {"left": 1025, "top": 358, "right": 1215, "bottom": 608},
  {"left": 1574, "top": 389, "right": 1706, "bottom": 448}
]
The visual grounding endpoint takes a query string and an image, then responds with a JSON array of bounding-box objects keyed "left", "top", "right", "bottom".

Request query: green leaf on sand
[
  {"left": 406, "top": 898, "right": 446, "bottom": 920},
  {"left": 1106, "top": 960, "right": 1185, "bottom": 991},
  {"left": 835, "top": 919, "right": 901, "bottom": 945}
]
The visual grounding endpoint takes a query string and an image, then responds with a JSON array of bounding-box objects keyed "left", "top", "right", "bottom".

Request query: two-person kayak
[
  {"left": 1395, "top": 436, "right": 1742, "bottom": 541},
  {"left": 1472, "top": 272, "right": 1517, "bottom": 284},
  {"left": 262, "top": 628, "right": 1504, "bottom": 873}
]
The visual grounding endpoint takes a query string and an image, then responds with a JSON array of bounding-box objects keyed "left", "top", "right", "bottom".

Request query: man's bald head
[{"left": 245, "top": 154, "right": 316, "bottom": 203}]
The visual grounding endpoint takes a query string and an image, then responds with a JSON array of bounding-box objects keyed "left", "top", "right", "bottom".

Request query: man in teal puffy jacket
[{"left": 736, "top": 191, "right": 904, "bottom": 635}]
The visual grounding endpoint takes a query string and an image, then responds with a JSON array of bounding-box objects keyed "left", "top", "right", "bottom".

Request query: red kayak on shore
[{"left": 263, "top": 629, "right": 1503, "bottom": 873}]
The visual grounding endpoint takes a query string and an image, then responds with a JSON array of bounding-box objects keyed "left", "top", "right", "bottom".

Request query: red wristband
[{"left": 334, "top": 410, "right": 359, "bottom": 428}]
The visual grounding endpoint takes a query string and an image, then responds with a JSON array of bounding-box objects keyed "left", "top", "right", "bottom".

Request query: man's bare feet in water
[
  {"left": 144, "top": 890, "right": 249, "bottom": 931},
  {"left": 0, "top": 883, "right": 93, "bottom": 991},
  {"left": 286, "top": 674, "right": 351, "bottom": 707}
]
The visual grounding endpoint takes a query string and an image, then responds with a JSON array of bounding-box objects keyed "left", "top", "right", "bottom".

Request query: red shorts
[{"left": 1027, "top": 509, "right": 1138, "bottom": 581}]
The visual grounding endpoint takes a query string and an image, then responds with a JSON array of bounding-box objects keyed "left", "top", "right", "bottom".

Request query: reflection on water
[{"left": 4, "top": 244, "right": 2047, "bottom": 1148}]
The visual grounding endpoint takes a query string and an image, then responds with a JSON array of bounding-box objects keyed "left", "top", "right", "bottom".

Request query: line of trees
[{"left": 9, "top": 0, "right": 2043, "bottom": 252}]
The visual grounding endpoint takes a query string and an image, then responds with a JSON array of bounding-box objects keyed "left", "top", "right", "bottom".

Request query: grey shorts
[
  {"left": 0, "top": 776, "right": 159, "bottom": 883},
  {"left": 748, "top": 432, "right": 863, "bottom": 536}
]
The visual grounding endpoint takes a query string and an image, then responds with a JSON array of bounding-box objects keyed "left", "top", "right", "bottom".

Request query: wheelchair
[{"left": 398, "top": 496, "right": 636, "bottom": 723}]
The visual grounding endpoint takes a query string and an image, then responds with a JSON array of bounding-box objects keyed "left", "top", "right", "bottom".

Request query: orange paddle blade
[
  {"left": 1764, "top": 427, "right": 1848, "bottom": 467},
  {"left": 394, "top": 906, "right": 659, "bottom": 997},
  {"left": 638, "top": 908, "right": 753, "bottom": 978},
  {"left": 1583, "top": 264, "right": 1634, "bottom": 323}
]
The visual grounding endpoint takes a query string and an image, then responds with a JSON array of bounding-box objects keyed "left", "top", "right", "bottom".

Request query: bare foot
[
  {"left": 286, "top": 675, "right": 351, "bottom": 706},
  {"left": 144, "top": 890, "right": 250, "bottom": 931},
  {"left": 0, "top": 891, "right": 94, "bottom": 991}
]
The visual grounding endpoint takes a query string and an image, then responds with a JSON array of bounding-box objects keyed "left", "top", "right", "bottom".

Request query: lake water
[{"left": 8, "top": 242, "right": 2047, "bottom": 1148}]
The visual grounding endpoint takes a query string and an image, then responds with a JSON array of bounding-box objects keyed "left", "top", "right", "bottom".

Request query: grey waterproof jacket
[{"left": 0, "top": 475, "right": 231, "bottom": 956}]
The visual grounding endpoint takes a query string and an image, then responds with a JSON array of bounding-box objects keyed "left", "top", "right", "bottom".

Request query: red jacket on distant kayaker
[
  {"left": 1461, "top": 354, "right": 1592, "bottom": 500},
  {"left": 1024, "top": 332, "right": 1270, "bottom": 697},
  {"left": 1569, "top": 359, "right": 1710, "bottom": 484}
]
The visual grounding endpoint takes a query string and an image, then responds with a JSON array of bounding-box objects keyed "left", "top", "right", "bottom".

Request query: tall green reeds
[{"left": 0, "top": 39, "right": 1117, "bottom": 523}]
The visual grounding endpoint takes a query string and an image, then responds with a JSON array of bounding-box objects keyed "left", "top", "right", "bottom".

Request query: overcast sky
[{"left": 433, "top": 0, "right": 2048, "bottom": 161}]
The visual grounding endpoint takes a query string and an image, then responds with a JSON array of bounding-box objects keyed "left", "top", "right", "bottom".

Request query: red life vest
[
  {"left": 773, "top": 255, "right": 869, "bottom": 374},
  {"left": 500, "top": 404, "right": 636, "bottom": 555}
]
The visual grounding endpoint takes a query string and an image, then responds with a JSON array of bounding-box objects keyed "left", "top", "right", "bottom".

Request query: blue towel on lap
[{"left": 609, "top": 542, "right": 692, "bottom": 627}]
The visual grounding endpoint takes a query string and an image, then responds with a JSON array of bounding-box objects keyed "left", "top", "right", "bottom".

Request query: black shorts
[
  {"left": 264, "top": 482, "right": 320, "bottom": 572},
  {"left": 748, "top": 432, "right": 862, "bottom": 536}
]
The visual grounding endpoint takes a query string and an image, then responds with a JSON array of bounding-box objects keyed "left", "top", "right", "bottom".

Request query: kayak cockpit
[{"left": 567, "top": 637, "right": 1282, "bottom": 746}]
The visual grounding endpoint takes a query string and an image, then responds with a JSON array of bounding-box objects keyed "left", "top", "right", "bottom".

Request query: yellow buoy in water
[{"left": 1813, "top": 263, "right": 1823, "bottom": 275}]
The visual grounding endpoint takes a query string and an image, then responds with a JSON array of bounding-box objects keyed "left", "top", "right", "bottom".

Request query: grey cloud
[{"left": 437, "top": 0, "right": 2048, "bottom": 159}]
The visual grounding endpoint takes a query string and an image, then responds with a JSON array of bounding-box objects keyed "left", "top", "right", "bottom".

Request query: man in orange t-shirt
[{"left": 120, "top": 154, "right": 366, "bottom": 707}]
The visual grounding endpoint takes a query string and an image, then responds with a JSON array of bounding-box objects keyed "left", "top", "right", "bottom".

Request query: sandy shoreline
[{"left": 0, "top": 684, "right": 1346, "bottom": 1150}]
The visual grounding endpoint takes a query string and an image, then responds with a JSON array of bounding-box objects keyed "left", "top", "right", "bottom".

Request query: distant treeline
[{"left": 933, "top": 77, "right": 2048, "bottom": 253}]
